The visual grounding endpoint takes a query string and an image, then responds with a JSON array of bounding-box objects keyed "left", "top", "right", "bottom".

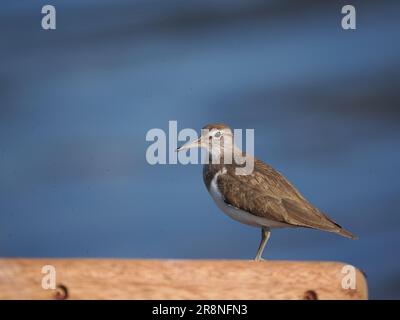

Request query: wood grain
[{"left": 0, "top": 259, "right": 367, "bottom": 300}]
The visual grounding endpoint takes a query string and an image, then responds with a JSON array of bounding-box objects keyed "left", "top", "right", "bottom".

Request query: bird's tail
[
  {"left": 316, "top": 209, "right": 358, "bottom": 240},
  {"left": 335, "top": 227, "right": 358, "bottom": 240}
]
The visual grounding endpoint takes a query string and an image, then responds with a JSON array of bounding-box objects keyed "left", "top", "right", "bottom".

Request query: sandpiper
[{"left": 177, "top": 124, "right": 356, "bottom": 261}]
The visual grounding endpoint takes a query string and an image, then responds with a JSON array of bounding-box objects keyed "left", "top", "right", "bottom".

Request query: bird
[{"left": 177, "top": 123, "right": 357, "bottom": 261}]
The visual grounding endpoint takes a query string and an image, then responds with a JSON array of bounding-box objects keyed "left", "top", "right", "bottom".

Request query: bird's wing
[{"left": 217, "top": 161, "right": 342, "bottom": 231}]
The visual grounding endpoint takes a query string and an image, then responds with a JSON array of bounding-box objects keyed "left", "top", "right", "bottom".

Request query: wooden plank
[{"left": 0, "top": 259, "right": 367, "bottom": 300}]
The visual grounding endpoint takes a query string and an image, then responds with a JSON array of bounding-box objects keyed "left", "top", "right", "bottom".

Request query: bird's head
[
  {"left": 176, "top": 123, "right": 234, "bottom": 157},
  {"left": 177, "top": 123, "right": 254, "bottom": 174}
]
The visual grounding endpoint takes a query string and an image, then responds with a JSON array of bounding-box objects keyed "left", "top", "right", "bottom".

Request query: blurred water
[{"left": 1, "top": 0, "right": 399, "bottom": 299}]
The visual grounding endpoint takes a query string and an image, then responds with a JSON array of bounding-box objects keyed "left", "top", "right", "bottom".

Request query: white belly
[{"left": 209, "top": 169, "right": 290, "bottom": 229}]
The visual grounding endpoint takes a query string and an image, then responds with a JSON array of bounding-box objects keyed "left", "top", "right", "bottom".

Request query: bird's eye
[{"left": 214, "top": 131, "right": 222, "bottom": 138}]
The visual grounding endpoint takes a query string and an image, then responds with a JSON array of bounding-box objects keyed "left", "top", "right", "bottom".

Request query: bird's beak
[{"left": 176, "top": 137, "right": 201, "bottom": 152}]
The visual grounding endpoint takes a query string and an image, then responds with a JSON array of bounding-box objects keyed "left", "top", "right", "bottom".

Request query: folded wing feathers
[{"left": 216, "top": 161, "right": 356, "bottom": 239}]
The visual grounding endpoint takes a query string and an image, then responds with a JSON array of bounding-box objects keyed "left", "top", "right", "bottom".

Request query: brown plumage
[
  {"left": 203, "top": 160, "right": 356, "bottom": 239},
  {"left": 202, "top": 123, "right": 230, "bottom": 131}
]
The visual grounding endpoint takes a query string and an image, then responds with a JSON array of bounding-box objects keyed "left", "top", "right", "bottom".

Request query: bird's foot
[{"left": 254, "top": 256, "right": 266, "bottom": 262}]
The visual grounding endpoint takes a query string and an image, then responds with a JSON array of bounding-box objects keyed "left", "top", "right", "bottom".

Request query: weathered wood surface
[{"left": 0, "top": 259, "right": 367, "bottom": 300}]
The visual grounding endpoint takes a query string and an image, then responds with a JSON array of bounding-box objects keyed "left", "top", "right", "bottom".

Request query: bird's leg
[{"left": 254, "top": 227, "right": 271, "bottom": 261}]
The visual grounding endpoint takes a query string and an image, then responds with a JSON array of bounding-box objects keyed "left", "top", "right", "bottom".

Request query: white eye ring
[{"left": 214, "top": 131, "right": 222, "bottom": 138}]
